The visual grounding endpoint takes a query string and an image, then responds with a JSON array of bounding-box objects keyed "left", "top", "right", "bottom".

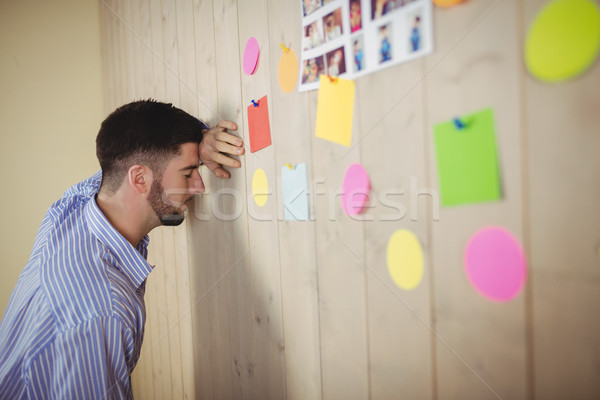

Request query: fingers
[
  {"left": 215, "top": 130, "right": 244, "bottom": 147},
  {"left": 208, "top": 152, "right": 241, "bottom": 168},
  {"left": 205, "top": 163, "right": 231, "bottom": 179},
  {"left": 216, "top": 120, "right": 238, "bottom": 131},
  {"left": 213, "top": 136, "right": 245, "bottom": 156}
]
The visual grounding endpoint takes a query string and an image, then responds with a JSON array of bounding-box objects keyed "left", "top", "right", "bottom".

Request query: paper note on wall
[
  {"left": 315, "top": 75, "right": 355, "bottom": 147},
  {"left": 464, "top": 226, "right": 527, "bottom": 303},
  {"left": 525, "top": 0, "right": 600, "bottom": 82},
  {"left": 279, "top": 47, "right": 299, "bottom": 93},
  {"left": 243, "top": 37, "right": 260, "bottom": 75},
  {"left": 252, "top": 168, "right": 269, "bottom": 207},
  {"left": 387, "top": 229, "right": 424, "bottom": 290},
  {"left": 281, "top": 163, "right": 309, "bottom": 221},
  {"left": 247, "top": 95, "right": 272, "bottom": 153},
  {"left": 433, "top": 108, "right": 501, "bottom": 206}
]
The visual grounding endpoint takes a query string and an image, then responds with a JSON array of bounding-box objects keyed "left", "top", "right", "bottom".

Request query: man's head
[{"left": 96, "top": 100, "right": 206, "bottom": 226}]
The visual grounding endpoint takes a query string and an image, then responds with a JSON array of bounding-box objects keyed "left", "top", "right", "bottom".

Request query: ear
[{"left": 127, "top": 164, "right": 153, "bottom": 195}]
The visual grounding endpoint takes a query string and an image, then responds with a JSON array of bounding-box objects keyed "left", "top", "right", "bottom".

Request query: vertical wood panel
[
  {"left": 188, "top": 0, "right": 219, "bottom": 398},
  {"left": 266, "top": 0, "right": 323, "bottom": 399},
  {"left": 358, "top": 59, "right": 433, "bottom": 399},
  {"left": 309, "top": 85, "right": 369, "bottom": 398},
  {"left": 237, "top": 1, "right": 287, "bottom": 398},
  {"left": 425, "top": 1, "right": 527, "bottom": 399},
  {"left": 524, "top": 1, "right": 600, "bottom": 399}
]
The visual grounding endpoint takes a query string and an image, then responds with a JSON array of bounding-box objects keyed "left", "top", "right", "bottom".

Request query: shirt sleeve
[{"left": 26, "top": 316, "right": 134, "bottom": 400}]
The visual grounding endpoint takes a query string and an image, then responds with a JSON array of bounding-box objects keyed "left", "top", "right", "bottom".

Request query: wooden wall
[{"left": 99, "top": 0, "right": 600, "bottom": 399}]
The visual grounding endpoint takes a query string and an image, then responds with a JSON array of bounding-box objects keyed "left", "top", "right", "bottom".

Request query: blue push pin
[
  {"left": 453, "top": 117, "right": 465, "bottom": 130},
  {"left": 251, "top": 99, "right": 259, "bottom": 107}
]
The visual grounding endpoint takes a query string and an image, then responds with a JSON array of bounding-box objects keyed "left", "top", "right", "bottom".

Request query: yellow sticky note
[
  {"left": 525, "top": 0, "right": 600, "bottom": 82},
  {"left": 387, "top": 230, "right": 424, "bottom": 290},
  {"left": 315, "top": 75, "right": 355, "bottom": 147},
  {"left": 433, "top": 0, "right": 465, "bottom": 7},
  {"left": 278, "top": 48, "right": 298, "bottom": 93},
  {"left": 252, "top": 168, "right": 268, "bottom": 207}
]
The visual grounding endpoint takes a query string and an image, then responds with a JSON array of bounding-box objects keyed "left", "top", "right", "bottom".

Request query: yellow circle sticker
[
  {"left": 252, "top": 168, "right": 268, "bottom": 207},
  {"left": 387, "top": 229, "right": 424, "bottom": 290},
  {"left": 525, "top": 0, "right": 600, "bottom": 82}
]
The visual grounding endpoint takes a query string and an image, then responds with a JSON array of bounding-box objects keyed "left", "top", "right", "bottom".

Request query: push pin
[
  {"left": 280, "top": 43, "right": 290, "bottom": 53},
  {"left": 285, "top": 163, "right": 294, "bottom": 170},
  {"left": 453, "top": 117, "right": 465, "bottom": 130},
  {"left": 327, "top": 74, "right": 338, "bottom": 83},
  {"left": 251, "top": 99, "right": 259, "bottom": 107}
]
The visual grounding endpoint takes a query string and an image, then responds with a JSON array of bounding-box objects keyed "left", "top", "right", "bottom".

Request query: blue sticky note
[{"left": 281, "top": 163, "right": 309, "bottom": 221}]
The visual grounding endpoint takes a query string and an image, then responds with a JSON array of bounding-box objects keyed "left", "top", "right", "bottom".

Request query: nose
[{"left": 189, "top": 169, "right": 205, "bottom": 195}]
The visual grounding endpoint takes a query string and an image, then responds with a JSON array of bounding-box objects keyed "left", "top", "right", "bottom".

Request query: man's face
[{"left": 148, "top": 142, "right": 204, "bottom": 226}]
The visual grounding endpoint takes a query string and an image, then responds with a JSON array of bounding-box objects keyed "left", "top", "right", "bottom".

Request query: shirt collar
[{"left": 84, "top": 196, "right": 153, "bottom": 288}]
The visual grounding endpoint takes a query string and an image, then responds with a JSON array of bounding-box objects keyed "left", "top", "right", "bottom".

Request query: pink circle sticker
[
  {"left": 243, "top": 37, "right": 259, "bottom": 75},
  {"left": 341, "top": 163, "right": 370, "bottom": 216},
  {"left": 464, "top": 226, "right": 527, "bottom": 302}
]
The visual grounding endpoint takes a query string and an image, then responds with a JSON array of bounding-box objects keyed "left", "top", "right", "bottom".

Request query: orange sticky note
[{"left": 248, "top": 95, "right": 272, "bottom": 153}]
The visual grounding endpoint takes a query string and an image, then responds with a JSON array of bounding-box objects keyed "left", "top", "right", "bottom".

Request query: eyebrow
[{"left": 179, "top": 163, "right": 201, "bottom": 172}]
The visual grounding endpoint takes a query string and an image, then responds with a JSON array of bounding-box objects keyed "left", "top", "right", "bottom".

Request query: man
[{"left": 0, "top": 100, "right": 244, "bottom": 399}]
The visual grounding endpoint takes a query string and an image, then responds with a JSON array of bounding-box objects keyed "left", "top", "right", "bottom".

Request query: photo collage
[{"left": 300, "top": 0, "right": 433, "bottom": 91}]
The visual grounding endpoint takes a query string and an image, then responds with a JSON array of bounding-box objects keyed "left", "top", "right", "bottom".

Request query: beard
[{"left": 147, "top": 179, "right": 192, "bottom": 226}]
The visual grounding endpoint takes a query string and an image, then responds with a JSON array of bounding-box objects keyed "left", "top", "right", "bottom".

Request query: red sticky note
[{"left": 248, "top": 95, "right": 272, "bottom": 153}]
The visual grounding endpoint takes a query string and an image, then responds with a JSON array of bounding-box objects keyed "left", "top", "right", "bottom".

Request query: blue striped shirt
[{"left": 0, "top": 171, "right": 153, "bottom": 399}]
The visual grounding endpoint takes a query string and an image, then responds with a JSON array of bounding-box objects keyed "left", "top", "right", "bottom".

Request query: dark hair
[{"left": 96, "top": 99, "right": 206, "bottom": 192}]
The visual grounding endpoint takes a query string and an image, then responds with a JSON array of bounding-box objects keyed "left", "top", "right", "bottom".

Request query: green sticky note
[{"left": 433, "top": 108, "right": 501, "bottom": 206}]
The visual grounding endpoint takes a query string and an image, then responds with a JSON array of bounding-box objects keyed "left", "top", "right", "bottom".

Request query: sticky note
[
  {"left": 247, "top": 95, "right": 271, "bottom": 153},
  {"left": 252, "top": 168, "right": 268, "bottom": 207},
  {"left": 281, "top": 163, "right": 309, "bottom": 221},
  {"left": 279, "top": 48, "right": 299, "bottom": 93},
  {"left": 387, "top": 229, "right": 424, "bottom": 290},
  {"left": 525, "top": 0, "right": 600, "bottom": 82},
  {"left": 315, "top": 75, "right": 355, "bottom": 147},
  {"left": 433, "top": 108, "right": 501, "bottom": 206},
  {"left": 464, "top": 226, "right": 527, "bottom": 303},
  {"left": 243, "top": 37, "right": 260, "bottom": 75},
  {"left": 433, "top": 0, "right": 465, "bottom": 7},
  {"left": 341, "top": 163, "right": 370, "bottom": 216}
]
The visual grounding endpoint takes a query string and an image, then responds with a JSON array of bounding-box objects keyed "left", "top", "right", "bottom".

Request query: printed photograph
[
  {"left": 325, "top": 46, "right": 347, "bottom": 77},
  {"left": 323, "top": 8, "right": 344, "bottom": 42},
  {"left": 301, "top": 56, "right": 326, "bottom": 83},
  {"left": 378, "top": 23, "right": 392, "bottom": 63},
  {"left": 302, "top": 0, "right": 322, "bottom": 17},
  {"left": 352, "top": 35, "right": 365, "bottom": 72},
  {"left": 302, "top": 19, "right": 324, "bottom": 50},
  {"left": 407, "top": 10, "right": 422, "bottom": 52},
  {"left": 349, "top": 0, "right": 362, "bottom": 33},
  {"left": 371, "top": 0, "right": 391, "bottom": 20}
]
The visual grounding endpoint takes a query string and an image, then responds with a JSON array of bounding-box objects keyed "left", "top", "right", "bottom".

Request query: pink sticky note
[
  {"left": 464, "top": 226, "right": 527, "bottom": 302},
  {"left": 243, "top": 37, "right": 259, "bottom": 75},
  {"left": 341, "top": 163, "right": 370, "bottom": 216}
]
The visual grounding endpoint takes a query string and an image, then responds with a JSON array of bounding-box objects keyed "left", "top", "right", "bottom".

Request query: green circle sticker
[{"left": 525, "top": 0, "right": 600, "bottom": 82}]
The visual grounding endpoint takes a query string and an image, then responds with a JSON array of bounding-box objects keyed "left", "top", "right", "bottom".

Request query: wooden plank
[
  {"left": 524, "top": 2, "right": 600, "bottom": 398},
  {"left": 158, "top": 1, "right": 186, "bottom": 398},
  {"left": 236, "top": 1, "right": 287, "bottom": 399},
  {"left": 187, "top": 1, "right": 253, "bottom": 399},
  {"left": 308, "top": 77, "right": 369, "bottom": 399},
  {"left": 357, "top": 58, "right": 434, "bottom": 398},
  {"left": 265, "top": 0, "right": 323, "bottom": 399},
  {"left": 425, "top": 1, "right": 527, "bottom": 399},
  {"left": 188, "top": 0, "right": 219, "bottom": 398}
]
